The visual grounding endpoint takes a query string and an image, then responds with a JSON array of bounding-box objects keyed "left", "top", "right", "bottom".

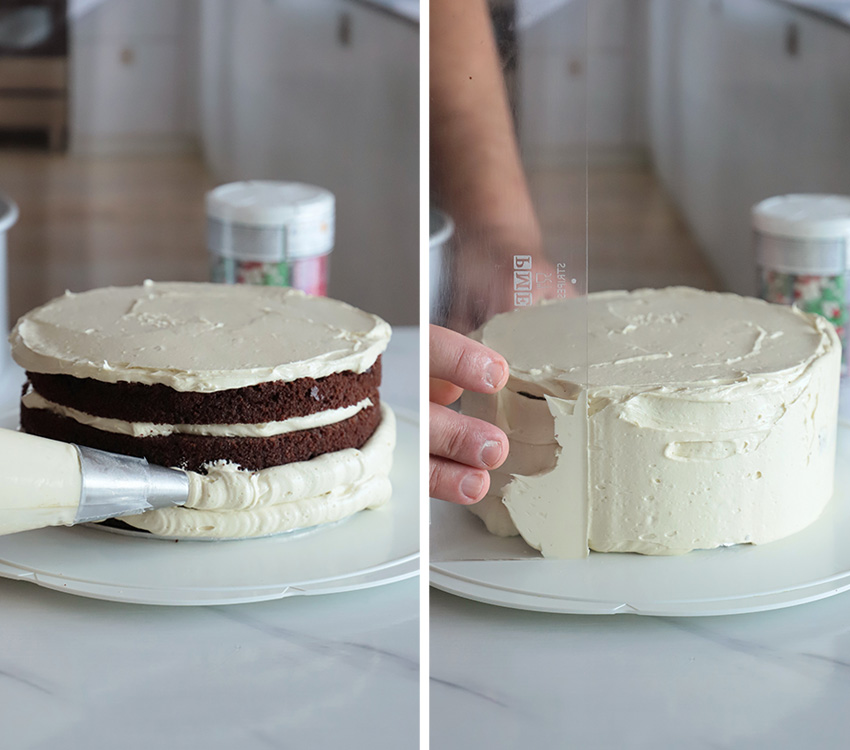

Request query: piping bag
[{"left": 0, "top": 428, "right": 189, "bottom": 536}]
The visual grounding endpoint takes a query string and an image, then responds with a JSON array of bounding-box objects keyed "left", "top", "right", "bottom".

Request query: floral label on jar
[
  {"left": 211, "top": 256, "right": 328, "bottom": 297},
  {"left": 761, "top": 270, "right": 848, "bottom": 371}
]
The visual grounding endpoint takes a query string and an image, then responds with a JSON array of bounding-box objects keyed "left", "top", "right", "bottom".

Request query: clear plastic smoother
[
  {"left": 430, "top": 0, "right": 589, "bottom": 562},
  {"left": 473, "top": 279, "right": 589, "bottom": 560}
]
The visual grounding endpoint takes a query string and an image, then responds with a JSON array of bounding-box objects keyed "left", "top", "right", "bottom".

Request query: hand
[{"left": 429, "top": 325, "right": 510, "bottom": 504}]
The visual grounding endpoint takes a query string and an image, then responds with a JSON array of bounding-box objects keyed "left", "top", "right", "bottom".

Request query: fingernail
[
  {"left": 484, "top": 360, "right": 506, "bottom": 389},
  {"left": 460, "top": 472, "right": 486, "bottom": 501},
  {"left": 481, "top": 440, "right": 503, "bottom": 468}
]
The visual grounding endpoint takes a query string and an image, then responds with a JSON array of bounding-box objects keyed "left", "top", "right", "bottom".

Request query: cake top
[
  {"left": 10, "top": 282, "right": 391, "bottom": 392},
  {"left": 479, "top": 287, "right": 838, "bottom": 393}
]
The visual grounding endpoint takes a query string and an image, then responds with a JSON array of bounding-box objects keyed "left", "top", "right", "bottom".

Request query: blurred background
[
  {"left": 490, "top": 0, "right": 850, "bottom": 297},
  {"left": 0, "top": 0, "right": 418, "bottom": 328}
]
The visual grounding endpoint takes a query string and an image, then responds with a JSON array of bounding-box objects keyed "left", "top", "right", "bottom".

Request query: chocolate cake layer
[
  {"left": 25, "top": 357, "right": 381, "bottom": 424},
  {"left": 21, "top": 399, "right": 382, "bottom": 472}
]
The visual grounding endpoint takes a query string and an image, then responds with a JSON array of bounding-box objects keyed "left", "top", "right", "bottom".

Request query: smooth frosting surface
[
  {"left": 119, "top": 404, "right": 396, "bottom": 538},
  {"left": 10, "top": 281, "right": 391, "bottom": 391},
  {"left": 465, "top": 287, "right": 841, "bottom": 556}
]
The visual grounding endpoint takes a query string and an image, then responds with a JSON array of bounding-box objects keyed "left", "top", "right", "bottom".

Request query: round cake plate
[
  {"left": 430, "top": 424, "right": 850, "bottom": 617},
  {"left": 0, "top": 405, "right": 419, "bottom": 606}
]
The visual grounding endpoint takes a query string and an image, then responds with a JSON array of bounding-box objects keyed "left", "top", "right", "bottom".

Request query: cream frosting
[
  {"left": 10, "top": 281, "right": 391, "bottom": 391},
  {"left": 21, "top": 389, "right": 373, "bottom": 438},
  {"left": 118, "top": 404, "right": 396, "bottom": 538},
  {"left": 120, "top": 473, "right": 392, "bottom": 539},
  {"left": 464, "top": 287, "right": 841, "bottom": 556},
  {"left": 184, "top": 404, "right": 395, "bottom": 511}
]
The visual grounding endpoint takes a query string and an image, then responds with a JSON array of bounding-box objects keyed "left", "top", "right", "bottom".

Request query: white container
[
  {"left": 207, "top": 181, "right": 334, "bottom": 295},
  {"left": 0, "top": 194, "right": 19, "bottom": 377},
  {"left": 753, "top": 194, "right": 850, "bottom": 373}
]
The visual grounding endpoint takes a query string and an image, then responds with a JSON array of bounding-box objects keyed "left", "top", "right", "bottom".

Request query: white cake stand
[{"left": 431, "top": 424, "right": 850, "bottom": 617}]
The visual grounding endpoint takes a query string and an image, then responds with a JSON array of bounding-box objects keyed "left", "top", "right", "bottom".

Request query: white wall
[
  {"left": 517, "top": 0, "right": 649, "bottom": 168},
  {"left": 70, "top": 0, "right": 199, "bottom": 154},
  {"left": 646, "top": 0, "right": 850, "bottom": 295}
]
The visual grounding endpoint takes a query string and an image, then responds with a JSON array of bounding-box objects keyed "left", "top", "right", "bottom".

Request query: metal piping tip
[{"left": 74, "top": 445, "right": 189, "bottom": 525}]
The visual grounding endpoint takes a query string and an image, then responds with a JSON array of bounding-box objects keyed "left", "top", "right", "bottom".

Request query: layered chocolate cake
[{"left": 10, "top": 281, "right": 395, "bottom": 539}]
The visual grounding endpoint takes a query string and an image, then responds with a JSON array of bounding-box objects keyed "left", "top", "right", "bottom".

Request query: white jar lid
[
  {"left": 206, "top": 181, "right": 334, "bottom": 228},
  {"left": 752, "top": 194, "right": 850, "bottom": 240}
]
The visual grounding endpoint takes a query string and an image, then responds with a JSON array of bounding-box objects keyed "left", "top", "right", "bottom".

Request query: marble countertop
[
  {"left": 0, "top": 327, "right": 419, "bottom": 750},
  {"left": 430, "top": 582, "right": 850, "bottom": 749}
]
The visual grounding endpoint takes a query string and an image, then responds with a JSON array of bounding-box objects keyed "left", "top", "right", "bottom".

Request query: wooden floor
[
  {"left": 529, "top": 164, "right": 720, "bottom": 294},
  {"left": 1, "top": 150, "right": 214, "bottom": 326}
]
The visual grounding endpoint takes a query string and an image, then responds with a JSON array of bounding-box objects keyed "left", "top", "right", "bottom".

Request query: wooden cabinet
[{"left": 0, "top": 57, "right": 68, "bottom": 149}]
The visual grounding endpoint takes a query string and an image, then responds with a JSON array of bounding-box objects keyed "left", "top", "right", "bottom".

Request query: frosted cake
[{"left": 462, "top": 287, "right": 841, "bottom": 556}]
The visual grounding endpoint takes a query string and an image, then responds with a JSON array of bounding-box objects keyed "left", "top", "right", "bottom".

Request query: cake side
[
  {"left": 19, "top": 395, "right": 383, "bottom": 472},
  {"left": 585, "top": 328, "right": 838, "bottom": 554},
  {"left": 23, "top": 359, "right": 382, "bottom": 424},
  {"left": 18, "top": 357, "right": 385, "bottom": 472}
]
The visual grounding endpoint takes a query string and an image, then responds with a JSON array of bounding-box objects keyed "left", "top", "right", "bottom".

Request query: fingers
[
  {"left": 429, "top": 377, "right": 463, "bottom": 407},
  {"left": 430, "top": 403, "right": 508, "bottom": 469},
  {"left": 429, "top": 325, "right": 510, "bottom": 504},
  {"left": 429, "top": 324, "right": 508, "bottom": 396},
  {"left": 429, "top": 403, "right": 508, "bottom": 505},
  {"left": 430, "top": 457, "right": 491, "bottom": 505}
]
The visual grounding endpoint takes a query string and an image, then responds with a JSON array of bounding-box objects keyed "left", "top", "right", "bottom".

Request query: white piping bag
[{"left": 0, "top": 428, "right": 188, "bottom": 535}]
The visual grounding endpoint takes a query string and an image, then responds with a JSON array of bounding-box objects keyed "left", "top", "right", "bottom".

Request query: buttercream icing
[
  {"left": 464, "top": 287, "right": 841, "bottom": 556},
  {"left": 10, "top": 281, "right": 391, "bottom": 391},
  {"left": 119, "top": 404, "right": 397, "bottom": 538}
]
